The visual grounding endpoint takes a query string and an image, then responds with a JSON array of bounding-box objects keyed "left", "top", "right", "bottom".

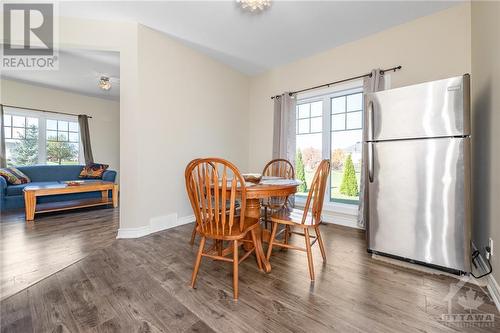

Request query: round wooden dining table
[{"left": 242, "top": 177, "right": 302, "bottom": 273}]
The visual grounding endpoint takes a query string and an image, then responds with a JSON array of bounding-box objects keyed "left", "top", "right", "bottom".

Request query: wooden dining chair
[
  {"left": 186, "top": 158, "right": 202, "bottom": 245},
  {"left": 186, "top": 159, "right": 241, "bottom": 245},
  {"left": 185, "top": 158, "right": 262, "bottom": 300},
  {"left": 266, "top": 159, "right": 331, "bottom": 281},
  {"left": 261, "top": 159, "right": 295, "bottom": 230}
]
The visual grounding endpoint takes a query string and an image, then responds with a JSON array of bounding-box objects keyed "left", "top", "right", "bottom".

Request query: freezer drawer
[
  {"left": 365, "top": 75, "right": 470, "bottom": 141},
  {"left": 367, "top": 137, "right": 471, "bottom": 272}
]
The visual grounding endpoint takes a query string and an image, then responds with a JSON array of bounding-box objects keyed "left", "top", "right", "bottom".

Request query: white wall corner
[{"left": 116, "top": 213, "right": 195, "bottom": 239}]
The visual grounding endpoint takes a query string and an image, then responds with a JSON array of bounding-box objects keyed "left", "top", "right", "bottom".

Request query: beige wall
[
  {"left": 471, "top": 1, "right": 500, "bottom": 282},
  {"left": 1, "top": 17, "right": 251, "bottom": 231},
  {"left": 133, "top": 25, "right": 250, "bottom": 227},
  {"left": 247, "top": 3, "right": 471, "bottom": 171},
  {"left": 1, "top": 16, "right": 142, "bottom": 229},
  {"left": 0, "top": 79, "right": 120, "bottom": 174}
]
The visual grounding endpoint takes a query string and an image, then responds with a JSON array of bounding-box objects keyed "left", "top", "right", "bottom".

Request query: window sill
[
  {"left": 294, "top": 197, "right": 362, "bottom": 229},
  {"left": 295, "top": 197, "right": 358, "bottom": 215}
]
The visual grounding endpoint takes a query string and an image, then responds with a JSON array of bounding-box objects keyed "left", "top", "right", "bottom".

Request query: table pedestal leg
[{"left": 245, "top": 198, "right": 271, "bottom": 272}]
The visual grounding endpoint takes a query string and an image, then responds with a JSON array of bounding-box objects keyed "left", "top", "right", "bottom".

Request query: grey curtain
[
  {"left": 78, "top": 115, "right": 94, "bottom": 165},
  {"left": 358, "top": 69, "right": 385, "bottom": 228},
  {"left": 272, "top": 93, "right": 296, "bottom": 163},
  {"left": 0, "top": 105, "right": 6, "bottom": 168},
  {"left": 273, "top": 93, "right": 297, "bottom": 207}
]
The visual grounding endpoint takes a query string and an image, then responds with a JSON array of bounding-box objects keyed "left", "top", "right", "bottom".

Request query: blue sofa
[{"left": 0, "top": 165, "right": 117, "bottom": 211}]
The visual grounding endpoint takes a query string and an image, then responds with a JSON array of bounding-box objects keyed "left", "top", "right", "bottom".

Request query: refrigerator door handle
[
  {"left": 367, "top": 101, "right": 374, "bottom": 141},
  {"left": 368, "top": 142, "right": 374, "bottom": 183}
]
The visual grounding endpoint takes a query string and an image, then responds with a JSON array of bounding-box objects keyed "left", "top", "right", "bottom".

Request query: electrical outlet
[{"left": 489, "top": 238, "right": 494, "bottom": 257}]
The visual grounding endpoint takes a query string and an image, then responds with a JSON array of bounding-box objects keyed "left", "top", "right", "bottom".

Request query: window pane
[
  {"left": 12, "top": 116, "right": 25, "bottom": 127},
  {"left": 47, "top": 130, "right": 58, "bottom": 140},
  {"left": 346, "top": 111, "right": 362, "bottom": 129},
  {"left": 58, "top": 132, "right": 68, "bottom": 141},
  {"left": 5, "top": 139, "right": 16, "bottom": 166},
  {"left": 4, "top": 127, "right": 12, "bottom": 139},
  {"left": 331, "top": 114, "right": 346, "bottom": 131},
  {"left": 69, "top": 132, "right": 79, "bottom": 142},
  {"left": 47, "top": 119, "right": 57, "bottom": 130},
  {"left": 46, "top": 141, "right": 79, "bottom": 165},
  {"left": 296, "top": 133, "right": 322, "bottom": 196},
  {"left": 310, "top": 117, "right": 322, "bottom": 133},
  {"left": 58, "top": 121, "right": 68, "bottom": 131},
  {"left": 331, "top": 130, "right": 362, "bottom": 203},
  {"left": 68, "top": 122, "right": 79, "bottom": 132},
  {"left": 298, "top": 119, "right": 309, "bottom": 134},
  {"left": 7, "top": 130, "right": 39, "bottom": 166},
  {"left": 298, "top": 104, "right": 309, "bottom": 118},
  {"left": 310, "top": 101, "right": 322, "bottom": 117},
  {"left": 346, "top": 93, "right": 363, "bottom": 111},
  {"left": 12, "top": 128, "right": 25, "bottom": 139},
  {"left": 331, "top": 96, "right": 345, "bottom": 114},
  {"left": 26, "top": 117, "right": 38, "bottom": 128},
  {"left": 4, "top": 115, "right": 12, "bottom": 126}
]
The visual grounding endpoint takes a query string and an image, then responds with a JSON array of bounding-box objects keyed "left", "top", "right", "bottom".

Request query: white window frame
[
  {"left": 294, "top": 75, "right": 391, "bottom": 215},
  {"left": 3, "top": 106, "right": 84, "bottom": 165},
  {"left": 295, "top": 80, "right": 363, "bottom": 213}
]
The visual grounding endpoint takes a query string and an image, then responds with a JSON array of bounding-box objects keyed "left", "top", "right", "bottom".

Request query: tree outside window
[
  {"left": 4, "top": 114, "right": 39, "bottom": 166},
  {"left": 10, "top": 125, "right": 39, "bottom": 166}
]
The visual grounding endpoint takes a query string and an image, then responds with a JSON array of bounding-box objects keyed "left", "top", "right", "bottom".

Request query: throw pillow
[
  {"left": 0, "top": 167, "right": 31, "bottom": 185},
  {"left": 79, "top": 163, "right": 109, "bottom": 179}
]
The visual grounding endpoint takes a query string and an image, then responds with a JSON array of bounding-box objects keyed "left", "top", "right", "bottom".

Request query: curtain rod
[
  {"left": 271, "top": 65, "right": 402, "bottom": 99},
  {"left": 0, "top": 104, "right": 92, "bottom": 118}
]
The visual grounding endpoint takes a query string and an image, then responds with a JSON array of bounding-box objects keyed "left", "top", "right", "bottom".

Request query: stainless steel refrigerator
[{"left": 364, "top": 74, "right": 471, "bottom": 274}]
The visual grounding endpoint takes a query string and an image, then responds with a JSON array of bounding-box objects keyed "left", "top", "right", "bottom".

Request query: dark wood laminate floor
[
  {"left": 1, "top": 212, "right": 498, "bottom": 332},
  {"left": 0, "top": 208, "right": 118, "bottom": 300}
]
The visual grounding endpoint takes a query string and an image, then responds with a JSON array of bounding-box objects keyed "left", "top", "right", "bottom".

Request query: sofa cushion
[
  {"left": 0, "top": 167, "right": 31, "bottom": 185},
  {"left": 79, "top": 163, "right": 109, "bottom": 179},
  {"left": 16, "top": 165, "right": 84, "bottom": 182},
  {"left": 6, "top": 181, "right": 60, "bottom": 196}
]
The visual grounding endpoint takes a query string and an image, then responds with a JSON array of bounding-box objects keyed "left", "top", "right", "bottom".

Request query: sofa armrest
[
  {"left": 0, "top": 176, "right": 7, "bottom": 200},
  {"left": 102, "top": 170, "right": 117, "bottom": 183}
]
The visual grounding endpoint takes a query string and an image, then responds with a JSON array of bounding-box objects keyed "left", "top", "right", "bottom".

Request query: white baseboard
[
  {"left": 471, "top": 242, "right": 500, "bottom": 312},
  {"left": 487, "top": 274, "right": 500, "bottom": 312},
  {"left": 117, "top": 213, "right": 195, "bottom": 239},
  {"left": 116, "top": 225, "right": 151, "bottom": 239}
]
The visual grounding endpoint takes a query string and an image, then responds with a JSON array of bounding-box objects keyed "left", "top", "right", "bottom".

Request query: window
[
  {"left": 330, "top": 93, "right": 362, "bottom": 204},
  {"left": 296, "top": 101, "right": 323, "bottom": 197},
  {"left": 46, "top": 119, "right": 80, "bottom": 165},
  {"left": 4, "top": 114, "right": 39, "bottom": 166},
  {"left": 295, "top": 88, "right": 363, "bottom": 205},
  {"left": 3, "top": 107, "right": 82, "bottom": 166}
]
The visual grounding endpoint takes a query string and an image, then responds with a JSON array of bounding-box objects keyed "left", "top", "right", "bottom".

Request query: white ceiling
[
  {"left": 60, "top": 1, "right": 461, "bottom": 75},
  {"left": 2, "top": 1, "right": 461, "bottom": 100},
  {"left": 2, "top": 48, "right": 120, "bottom": 100}
]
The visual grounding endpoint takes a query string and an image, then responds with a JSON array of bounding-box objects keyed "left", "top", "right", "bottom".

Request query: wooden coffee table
[{"left": 23, "top": 181, "right": 118, "bottom": 221}]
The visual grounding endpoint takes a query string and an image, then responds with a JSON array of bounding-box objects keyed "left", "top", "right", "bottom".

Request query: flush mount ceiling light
[
  {"left": 98, "top": 76, "right": 111, "bottom": 91},
  {"left": 237, "top": 0, "right": 271, "bottom": 12}
]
